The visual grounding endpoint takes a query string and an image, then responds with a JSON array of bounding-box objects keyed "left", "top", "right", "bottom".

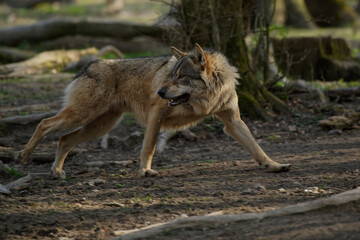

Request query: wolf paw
[
  {"left": 51, "top": 169, "right": 66, "bottom": 179},
  {"left": 15, "top": 150, "right": 30, "bottom": 163},
  {"left": 267, "top": 163, "right": 292, "bottom": 173},
  {"left": 139, "top": 169, "right": 159, "bottom": 177}
]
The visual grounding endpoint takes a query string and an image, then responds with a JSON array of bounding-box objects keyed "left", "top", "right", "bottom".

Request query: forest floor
[{"left": 0, "top": 73, "right": 359, "bottom": 239}]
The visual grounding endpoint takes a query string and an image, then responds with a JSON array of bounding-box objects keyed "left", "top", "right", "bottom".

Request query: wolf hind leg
[
  {"left": 217, "top": 110, "right": 291, "bottom": 172},
  {"left": 51, "top": 108, "right": 123, "bottom": 179},
  {"left": 17, "top": 108, "right": 89, "bottom": 163}
]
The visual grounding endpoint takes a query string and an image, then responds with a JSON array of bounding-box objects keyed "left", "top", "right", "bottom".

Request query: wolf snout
[{"left": 157, "top": 88, "right": 166, "bottom": 98}]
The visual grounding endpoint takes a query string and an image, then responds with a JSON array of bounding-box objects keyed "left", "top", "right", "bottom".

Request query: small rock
[
  {"left": 84, "top": 161, "right": 106, "bottom": 167},
  {"left": 241, "top": 188, "right": 253, "bottom": 195},
  {"left": 278, "top": 188, "right": 287, "bottom": 193},
  {"left": 88, "top": 179, "right": 106, "bottom": 186},
  {"left": 19, "top": 190, "right": 29, "bottom": 196},
  {"left": 179, "top": 214, "right": 188, "bottom": 218},
  {"left": 254, "top": 184, "right": 267, "bottom": 192},
  {"left": 304, "top": 186, "right": 319, "bottom": 194},
  {"left": 104, "top": 201, "right": 125, "bottom": 207},
  {"left": 113, "top": 160, "right": 135, "bottom": 168},
  {"left": 328, "top": 129, "right": 342, "bottom": 135},
  {"left": 288, "top": 125, "right": 296, "bottom": 132},
  {"left": 0, "top": 184, "right": 11, "bottom": 195}
]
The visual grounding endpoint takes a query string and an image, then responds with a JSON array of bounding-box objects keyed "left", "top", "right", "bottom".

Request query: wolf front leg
[
  {"left": 216, "top": 110, "right": 291, "bottom": 172},
  {"left": 139, "top": 107, "right": 166, "bottom": 177}
]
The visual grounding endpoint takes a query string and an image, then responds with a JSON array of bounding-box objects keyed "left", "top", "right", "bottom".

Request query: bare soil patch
[{"left": 0, "top": 75, "right": 359, "bottom": 239}]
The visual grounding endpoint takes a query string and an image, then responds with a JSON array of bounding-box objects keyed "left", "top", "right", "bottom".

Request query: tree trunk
[
  {"left": 172, "top": 0, "right": 290, "bottom": 119},
  {"left": 284, "top": 0, "right": 315, "bottom": 28},
  {"left": 305, "top": 0, "right": 356, "bottom": 27}
]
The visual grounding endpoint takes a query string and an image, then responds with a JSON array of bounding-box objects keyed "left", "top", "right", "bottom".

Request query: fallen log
[
  {"left": 325, "top": 87, "right": 360, "bottom": 100},
  {"left": 0, "top": 46, "right": 35, "bottom": 63},
  {"left": 42, "top": 35, "right": 169, "bottom": 54},
  {"left": 0, "top": 17, "right": 165, "bottom": 46},
  {"left": 0, "top": 47, "right": 97, "bottom": 77},
  {"left": 0, "top": 45, "right": 125, "bottom": 77},
  {"left": 64, "top": 45, "right": 124, "bottom": 71},
  {"left": 3, "top": 0, "right": 72, "bottom": 8},
  {"left": 1, "top": 172, "right": 50, "bottom": 195},
  {"left": 318, "top": 110, "right": 360, "bottom": 130}
]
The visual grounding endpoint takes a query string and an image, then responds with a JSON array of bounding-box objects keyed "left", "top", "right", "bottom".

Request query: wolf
[{"left": 17, "top": 44, "right": 291, "bottom": 179}]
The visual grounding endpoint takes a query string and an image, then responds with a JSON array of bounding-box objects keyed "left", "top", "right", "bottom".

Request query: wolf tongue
[{"left": 167, "top": 93, "right": 190, "bottom": 107}]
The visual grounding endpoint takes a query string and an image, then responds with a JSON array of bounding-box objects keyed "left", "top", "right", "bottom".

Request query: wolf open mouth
[{"left": 167, "top": 93, "right": 190, "bottom": 107}]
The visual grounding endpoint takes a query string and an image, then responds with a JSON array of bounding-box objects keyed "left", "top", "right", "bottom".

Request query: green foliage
[
  {"left": 5, "top": 167, "right": 24, "bottom": 177},
  {"left": 309, "top": 80, "right": 360, "bottom": 90},
  {"left": 35, "top": 3, "right": 86, "bottom": 15},
  {"left": 269, "top": 25, "right": 288, "bottom": 38},
  {"left": 115, "top": 183, "right": 125, "bottom": 188},
  {"left": 350, "top": 47, "right": 360, "bottom": 60},
  {"left": 144, "top": 195, "right": 152, "bottom": 202},
  {"left": 275, "top": 81, "right": 286, "bottom": 88},
  {"left": 266, "top": 134, "right": 279, "bottom": 141},
  {"left": 100, "top": 52, "right": 120, "bottom": 59}
]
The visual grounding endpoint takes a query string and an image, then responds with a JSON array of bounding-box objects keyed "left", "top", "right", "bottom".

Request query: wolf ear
[
  {"left": 171, "top": 46, "right": 187, "bottom": 59},
  {"left": 194, "top": 43, "right": 210, "bottom": 70}
]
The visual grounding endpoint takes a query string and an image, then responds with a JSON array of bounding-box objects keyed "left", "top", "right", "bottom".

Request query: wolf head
[{"left": 158, "top": 44, "right": 239, "bottom": 111}]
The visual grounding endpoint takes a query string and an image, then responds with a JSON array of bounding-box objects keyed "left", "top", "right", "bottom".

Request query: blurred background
[
  {"left": 1, "top": 2, "right": 360, "bottom": 239},
  {"left": 0, "top": 0, "right": 359, "bottom": 117}
]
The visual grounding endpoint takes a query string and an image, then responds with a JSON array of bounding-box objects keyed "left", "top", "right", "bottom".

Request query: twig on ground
[
  {"left": 111, "top": 187, "right": 360, "bottom": 240},
  {"left": 0, "top": 111, "right": 57, "bottom": 125}
]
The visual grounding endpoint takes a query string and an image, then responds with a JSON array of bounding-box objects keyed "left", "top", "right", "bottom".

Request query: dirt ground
[{"left": 0, "top": 74, "right": 359, "bottom": 239}]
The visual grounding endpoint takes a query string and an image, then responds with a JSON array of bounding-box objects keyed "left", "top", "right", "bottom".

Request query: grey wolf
[{"left": 17, "top": 44, "right": 291, "bottom": 179}]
